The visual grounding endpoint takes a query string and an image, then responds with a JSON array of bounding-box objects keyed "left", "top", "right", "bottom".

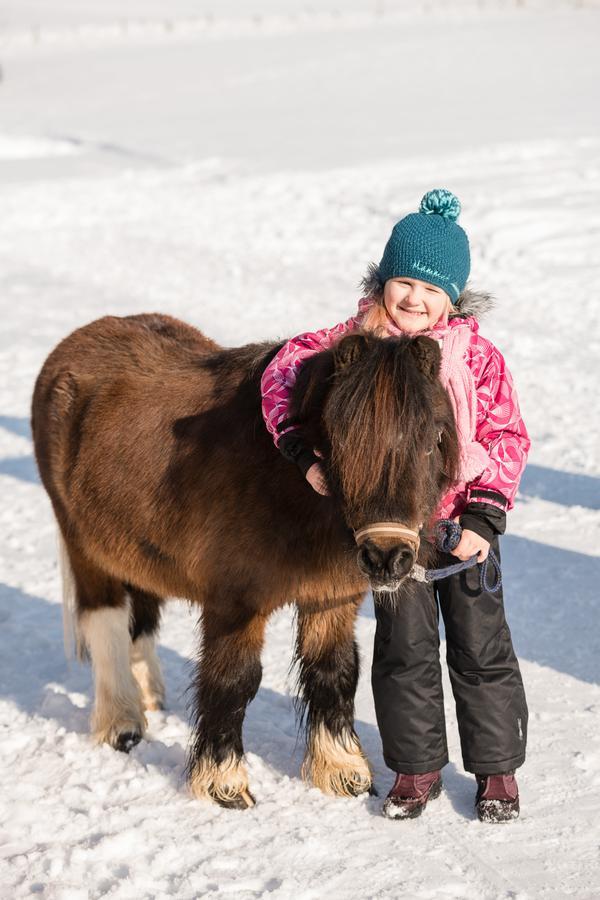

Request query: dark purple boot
[
  {"left": 382, "top": 771, "right": 442, "bottom": 820},
  {"left": 475, "top": 773, "right": 520, "bottom": 823}
]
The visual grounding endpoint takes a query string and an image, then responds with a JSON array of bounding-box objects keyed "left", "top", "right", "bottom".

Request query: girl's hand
[
  {"left": 306, "top": 462, "right": 330, "bottom": 496},
  {"left": 450, "top": 528, "right": 490, "bottom": 563}
]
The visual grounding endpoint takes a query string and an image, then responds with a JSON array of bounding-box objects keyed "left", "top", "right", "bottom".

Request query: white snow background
[{"left": 1, "top": 2, "right": 599, "bottom": 898}]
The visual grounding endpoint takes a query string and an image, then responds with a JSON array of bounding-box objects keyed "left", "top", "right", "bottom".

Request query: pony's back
[{"left": 30, "top": 312, "right": 292, "bottom": 602}]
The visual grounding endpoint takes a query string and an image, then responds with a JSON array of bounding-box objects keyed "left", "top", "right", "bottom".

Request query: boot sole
[
  {"left": 476, "top": 798, "right": 520, "bottom": 823},
  {"left": 383, "top": 778, "right": 443, "bottom": 820}
]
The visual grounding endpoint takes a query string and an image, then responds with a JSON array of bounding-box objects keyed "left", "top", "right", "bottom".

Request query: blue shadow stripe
[
  {"left": 362, "top": 533, "right": 600, "bottom": 686},
  {"left": 0, "top": 456, "right": 40, "bottom": 483},
  {"left": 0, "top": 415, "right": 32, "bottom": 440},
  {"left": 519, "top": 463, "right": 600, "bottom": 510}
]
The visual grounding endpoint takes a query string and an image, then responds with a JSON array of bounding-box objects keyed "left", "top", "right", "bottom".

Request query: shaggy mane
[
  {"left": 290, "top": 332, "right": 459, "bottom": 518},
  {"left": 196, "top": 340, "right": 284, "bottom": 391}
]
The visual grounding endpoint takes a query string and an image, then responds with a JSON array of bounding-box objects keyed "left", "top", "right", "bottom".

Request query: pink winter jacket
[{"left": 260, "top": 297, "right": 530, "bottom": 521}]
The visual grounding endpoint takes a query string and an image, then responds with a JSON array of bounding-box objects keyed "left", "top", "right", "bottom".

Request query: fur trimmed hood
[{"left": 359, "top": 261, "right": 494, "bottom": 320}]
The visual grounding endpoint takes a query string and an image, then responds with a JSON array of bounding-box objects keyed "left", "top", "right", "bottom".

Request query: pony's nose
[{"left": 357, "top": 542, "right": 415, "bottom": 582}]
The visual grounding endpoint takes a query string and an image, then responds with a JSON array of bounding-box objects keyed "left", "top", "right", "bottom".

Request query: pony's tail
[{"left": 57, "top": 527, "right": 87, "bottom": 662}]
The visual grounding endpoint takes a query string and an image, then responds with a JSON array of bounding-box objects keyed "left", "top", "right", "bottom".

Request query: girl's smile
[{"left": 384, "top": 277, "right": 450, "bottom": 333}]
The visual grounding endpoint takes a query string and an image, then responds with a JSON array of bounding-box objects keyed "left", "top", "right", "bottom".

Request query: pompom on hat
[{"left": 378, "top": 189, "right": 470, "bottom": 302}]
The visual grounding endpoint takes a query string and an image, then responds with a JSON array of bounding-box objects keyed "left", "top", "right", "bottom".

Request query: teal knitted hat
[{"left": 378, "top": 189, "right": 470, "bottom": 302}]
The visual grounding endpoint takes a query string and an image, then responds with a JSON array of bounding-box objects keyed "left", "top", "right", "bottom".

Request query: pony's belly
[{"left": 292, "top": 567, "right": 368, "bottom": 608}]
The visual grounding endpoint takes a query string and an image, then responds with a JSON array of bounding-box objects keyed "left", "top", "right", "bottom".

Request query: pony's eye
[{"left": 425, "top": 430, "right": 443, "bottom": 456}]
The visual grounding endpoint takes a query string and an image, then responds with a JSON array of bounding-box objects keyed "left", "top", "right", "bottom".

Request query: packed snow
[{"left": 1, "top": 2, "right": 599, "bottom": 898}]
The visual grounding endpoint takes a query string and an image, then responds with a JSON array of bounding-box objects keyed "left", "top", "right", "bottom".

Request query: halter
[
  {"left": 353, "top": 519, "right": 502, "bottom": 594},
  {"left": 353, "top": 522, "right": 421, "bottom": 552}
]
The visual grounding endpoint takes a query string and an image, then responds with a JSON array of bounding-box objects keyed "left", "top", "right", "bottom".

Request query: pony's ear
[
  {"left": 409, "top": 336, "right": 441, "bottom": 381},
  {"left": 334, "top": 332, "right": 370, "bottom": 371}
]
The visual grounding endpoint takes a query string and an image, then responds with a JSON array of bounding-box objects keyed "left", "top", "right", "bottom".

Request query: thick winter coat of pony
[{"left": 31, "top": 312, "right": 457, "bottom": 808}]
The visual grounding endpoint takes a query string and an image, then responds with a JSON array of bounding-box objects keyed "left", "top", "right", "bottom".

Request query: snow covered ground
[{"left": 1, "top": 3, "right": 599, "bottom": 898}]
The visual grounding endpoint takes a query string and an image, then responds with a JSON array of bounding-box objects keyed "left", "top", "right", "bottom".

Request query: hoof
[
  {"left": 115, "top": 730, "right": 142, "bottom": 753},
  {"left": 189, "top": 754, "right": 253, "bottom": 807},
  {"left": 212, "top": 789, "right": 256, "bottom": 810},
  {"left": 346, "top": 774, "right": 373, "bottom": 798},
  {"left": 303, "top": 725, "right": 373, "bottom": 797}
]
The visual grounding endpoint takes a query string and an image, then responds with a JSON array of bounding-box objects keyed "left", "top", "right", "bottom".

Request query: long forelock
[{"left": 327, "top": 341, "right": 433, "bottom": 510}]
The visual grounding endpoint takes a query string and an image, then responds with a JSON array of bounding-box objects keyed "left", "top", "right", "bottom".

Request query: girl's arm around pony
[
  {"left": 260, "top": 298, "right": 372, "bottom": 485},
  {"left": 260, "top": 299, "right": 530, "bottom": 529}
]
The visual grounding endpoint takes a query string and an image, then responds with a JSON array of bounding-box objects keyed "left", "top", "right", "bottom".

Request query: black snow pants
[{"left": 371, "top": 536, "right": 528, "bottom": 776}]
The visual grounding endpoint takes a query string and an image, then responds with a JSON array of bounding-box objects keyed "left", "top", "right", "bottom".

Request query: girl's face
[{"left": 383, "top": 277, "right": 450, "bottom": 333}]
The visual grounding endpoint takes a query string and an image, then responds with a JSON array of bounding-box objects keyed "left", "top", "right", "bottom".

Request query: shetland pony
[{"left": 31, "top": 313, "right": 458, "bottom": 808}]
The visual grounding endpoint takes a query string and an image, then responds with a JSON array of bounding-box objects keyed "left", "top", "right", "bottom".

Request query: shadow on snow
[
  {"left": 0, "top": 582, "right": 380, "bottom": 802},
  {"left": 0, "top": 582, "right": 473, "bottom": 815},
  {"left": 359, "top": 533, "right": 600, "bottom": 686},
  {"left": 0, "top": 525, "right": 598, "bottom": 815},
  {"left": 0, "top": 414, "right": 39, "bottom": 484},
  {"left": 0, "top": 415, "right": 32, "bottom": 440},
  {"left": 519, "top": 463, "right": 600, "bottom": 511}
]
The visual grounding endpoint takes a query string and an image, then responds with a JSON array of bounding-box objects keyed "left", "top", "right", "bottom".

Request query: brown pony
[{"left": 31, "top": 313, "right": 458, "bottom": 809}]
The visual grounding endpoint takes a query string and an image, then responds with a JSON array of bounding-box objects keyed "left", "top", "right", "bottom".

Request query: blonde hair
[
  {"left": 360, "top": 294, "right": 458, "bottom": 337},
  {"left": 360, "top": 301, "right": 391, "bottom": 337}
]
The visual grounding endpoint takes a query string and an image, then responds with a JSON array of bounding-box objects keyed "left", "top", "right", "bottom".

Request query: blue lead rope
[{"left": 410, "top": 519, "right": 502, "bottom": 594}]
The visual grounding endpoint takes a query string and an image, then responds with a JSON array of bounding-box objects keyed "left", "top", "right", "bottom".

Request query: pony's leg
[
  {"left": 71, "top": 549, "right": 147, "bottom": 752},
  {"left": 187, "top": 607, "right": 267, "bottom": 809},
  {"left": 296, "top": 595, "right": 372, "bottom": 797},
  {"left": 128, "top": 586, "right": 166, "bottom": 712}
]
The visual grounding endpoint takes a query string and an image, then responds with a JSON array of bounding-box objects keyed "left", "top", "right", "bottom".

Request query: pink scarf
[{"left": 436, "top": 324, "right": 489, "bottom": 483}]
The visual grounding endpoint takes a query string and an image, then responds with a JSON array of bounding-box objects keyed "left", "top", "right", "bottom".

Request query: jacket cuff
[
  {"left": 466, "top": 487, "right": 508, "bottom": 511},
  {"left": 278, "top": 431, "right": 320, "bottom": 477},
  {"left": 459, "top": 502, "right": 507, "bottom": 545}
]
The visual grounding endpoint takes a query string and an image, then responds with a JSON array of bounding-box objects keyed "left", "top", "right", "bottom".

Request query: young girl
[{"left": 260, "top": 189, "right": 530, "bottom": 823}]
